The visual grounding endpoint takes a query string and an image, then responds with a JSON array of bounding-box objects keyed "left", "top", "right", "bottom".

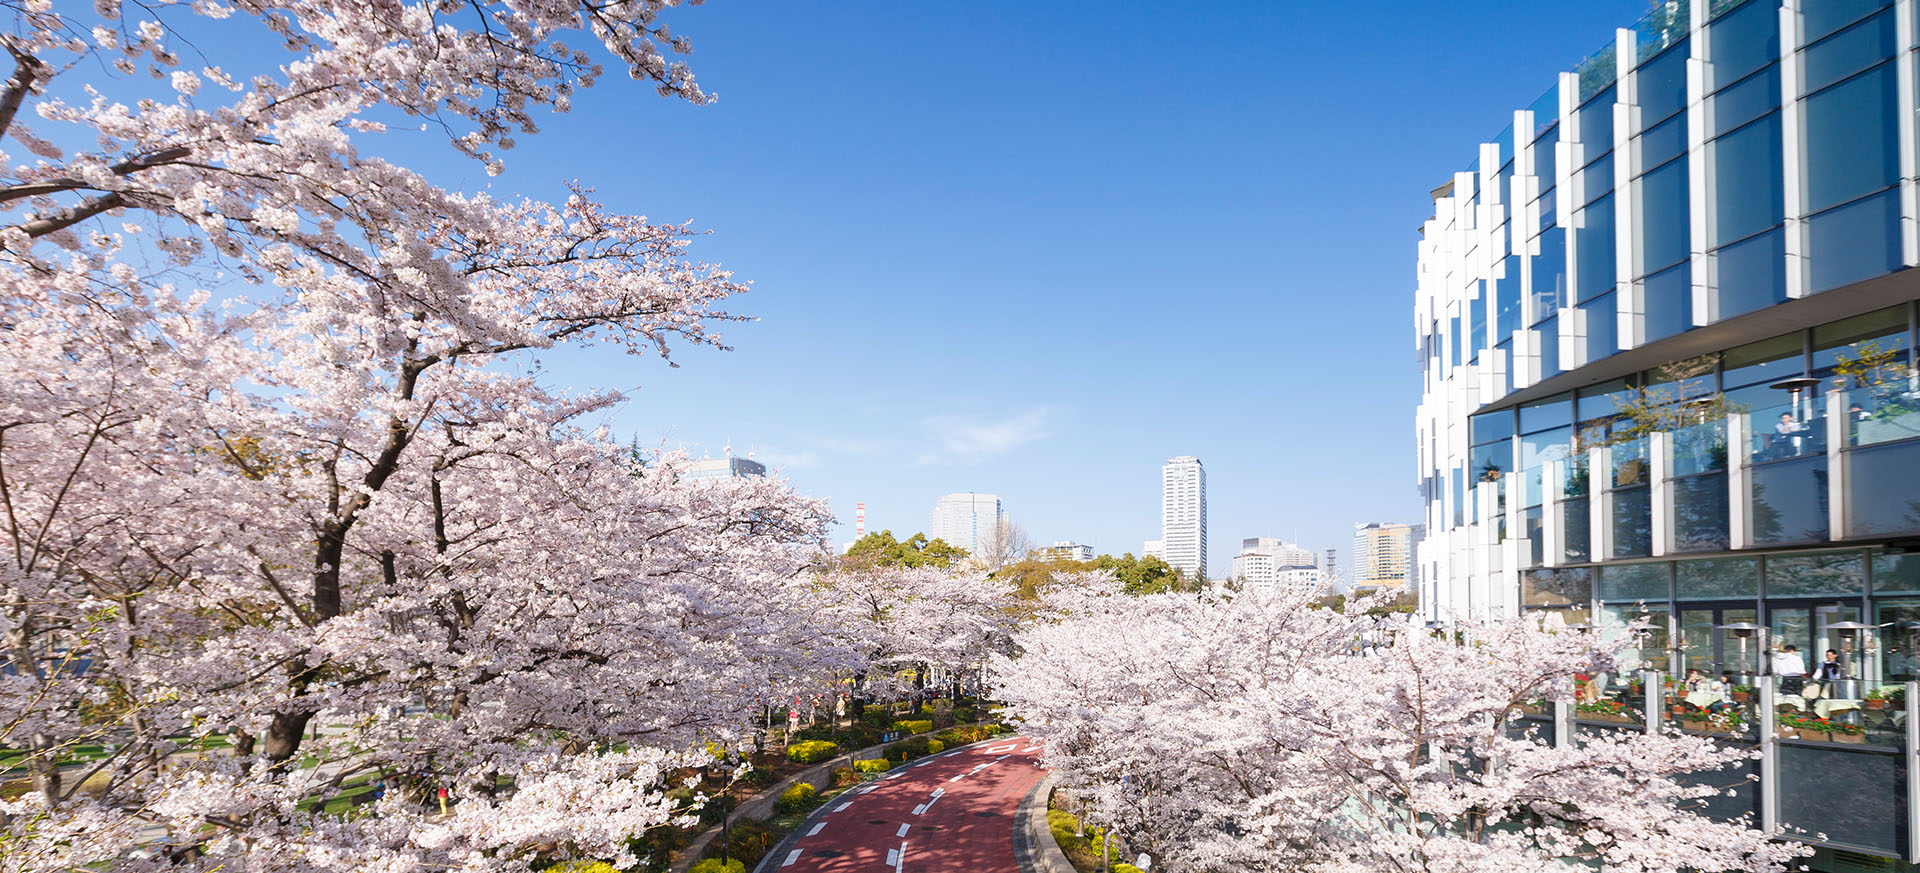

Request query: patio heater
[
  {"left": 1769, "top": 373, "right": 1825, "bottom": 437},
  {"left": 1826, "top": 620, "right": 1876, "bottom": 698},
  {"left": 1716, "top": 622, "right": 1767, "bottom": 686}
]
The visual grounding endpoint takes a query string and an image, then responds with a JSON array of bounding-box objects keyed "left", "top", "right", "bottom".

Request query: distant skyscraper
[
  {"left": 1159, "top": 456, "right": 1206, "bottom": 577},
  {"left": 684, "top": 456, "right": 767, "bottom": 482},
  {"left": 1142, "top": 540, "right": 1164, "bottom": 561},
  {"left": 929, "top": 493, "right": 1002, "bottom": 554},
  {"left": 1351, "top": 522, "right": 1413, "bottom": 592},
  {"left": 1039, "top": 541, "right": 1095, "bottom": 562},
  {"left": 1231, "top": 538, "right": 1321, "bottom": 589}
]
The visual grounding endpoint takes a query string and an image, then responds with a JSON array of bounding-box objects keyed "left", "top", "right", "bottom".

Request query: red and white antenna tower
[{"left": 854, "top": 503, "right": 867, "bottom": 540}]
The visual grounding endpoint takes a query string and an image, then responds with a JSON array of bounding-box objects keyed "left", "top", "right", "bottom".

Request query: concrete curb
[{"left": 1013, "top": 773, "right": 1075, "bottom": 873}]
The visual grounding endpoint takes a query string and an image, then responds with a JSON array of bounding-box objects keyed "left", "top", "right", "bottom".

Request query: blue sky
[
  {"left": 427, "top": 1, "right": 1650, "bottom": 572},
  {"left": 474, "top": 0, "right": 1653, "bottom": 573}
]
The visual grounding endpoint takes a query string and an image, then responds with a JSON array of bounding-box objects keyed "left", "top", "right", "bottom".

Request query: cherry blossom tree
[
  {"left": 0, "top": 1, "right": 858, "bottom": 870},
  {"left": 815, "top": 563, "right": 1020, "bottom": 715},
  {"left": 996, "top": 582, "right": 1809, "bottom": 873}
]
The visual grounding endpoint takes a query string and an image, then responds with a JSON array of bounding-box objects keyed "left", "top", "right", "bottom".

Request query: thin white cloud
[
  {"left": 917, "top": 407, "right": 1051, "bottom": 464},
  {"left": 752, "top": 448, "right": 822, "bottom": 471}
]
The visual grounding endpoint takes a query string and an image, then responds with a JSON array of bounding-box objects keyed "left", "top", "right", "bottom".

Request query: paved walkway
[{"left": 756, "top": 736, "right": 1047, "bottom": 873}]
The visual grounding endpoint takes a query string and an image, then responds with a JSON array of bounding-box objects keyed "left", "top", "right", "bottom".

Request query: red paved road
[{"left": 771, "top": 736, "right": 1047, "bottom": 873}]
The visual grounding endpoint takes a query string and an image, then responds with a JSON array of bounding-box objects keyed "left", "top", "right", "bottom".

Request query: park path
[{"left": 765, "top": 736, "right": 1047, "bottom": 873}]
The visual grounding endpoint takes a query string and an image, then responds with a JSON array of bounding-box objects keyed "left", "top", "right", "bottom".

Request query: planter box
[
  {"left": 1732, "top": 692, "right": 1752, "bottom": 703},
  {"left": 1857, "top": 411, "right": 1920, "bottom": 446},
  {"left": 1680, "top": 719, "right": 1711, "bottom": 733},
  {"left": 1866, "top": 699, "right": 1887, "bottom": 710},
  {"left": 1832, "top": 732, "right": 1867, "bottom": 744},
  {"left": 1795, "top": 729, "right": 1833, "bottom": 742}
]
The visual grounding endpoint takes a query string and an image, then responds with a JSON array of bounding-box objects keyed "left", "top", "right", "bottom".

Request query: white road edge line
[{"left": 896, "top": 839, "right": 907, "bottom": 873}]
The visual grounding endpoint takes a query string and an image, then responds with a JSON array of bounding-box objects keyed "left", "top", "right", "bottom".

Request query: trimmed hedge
[
  {"left": 884, "top": 736, "right": 931, "bottom": 761},
  {"left": 785, "top": 740, "right": 839, "bottom": 764},
  {"left": 891, "top": 719, "right": 933, "bottom": 736},
  {"left": 690, "top": 861, "right": 745, "bottom": 873},
  {"left": 1114, "top": 865, "right": 1144, "bottom": 873},
  {"left": 853, "top": 758, "right": 892, "bottom": 774},
  {"left": 925, "top": 739, "right": 944, "bottom": 754},
  {"left": 776, "top": 782, "right": 817, "bottom": 813},
  {"left": 830, "top": 766, "right": 859, "bottom": 787}
]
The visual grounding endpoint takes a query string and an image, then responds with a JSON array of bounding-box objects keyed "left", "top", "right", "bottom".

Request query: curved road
[{"left": 762, "top": 736, "right": 1048, "bottom": 873}]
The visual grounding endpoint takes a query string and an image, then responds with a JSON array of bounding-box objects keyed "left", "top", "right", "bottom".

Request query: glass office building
[{"left": 1415, "top": 0, "right": 1920, "bottom": 865}]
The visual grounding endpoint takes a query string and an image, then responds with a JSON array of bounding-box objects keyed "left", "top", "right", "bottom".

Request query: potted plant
[
  {"left": 1866, "top": 686, "right": 1906, "bottom": 711},
  {"left": 1831, "top": 721, "right": 1867, "bottom": 744},
  {"left": 1578, "top": 699, "right": 1635, "bottom": 724},
  {"left": 1730, "top": 684, "right": 1754, "bottom": 703}
]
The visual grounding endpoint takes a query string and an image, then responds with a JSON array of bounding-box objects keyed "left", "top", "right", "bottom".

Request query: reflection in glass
[
  {"left": 1598, "top": 561, "right": 1669, "bottom": 601},
  {"left": 1575, "top": 195, "right": 1617, "bottom": 302},
  {"left": 1809, "top": 188, "right": 1901, "bottom": 293},
  {"left": 1803, "top": 9, "right": 1894, "bottom": 93},
  {"left": 1768, "top": 551, "right": 1864, "bottom": 597},
  {"left": 1710, "top": 115, "right": 1782, "bottom": 247},
  {"left": 1708, "top": 227, "right": 1785, "bottom": 320},
  {"left": 1530, "top": 227, "right": 1566, "bottom": 323},
  {"left": 1612, "top": 486, "right": 1652, "bottom": 558},
  {"left": 1805, "top": 63, "right": 1897, "bottom": 213},
  {"left": 1676, "top": 557, "right": 1758, "bottom": 600},
  {"left": 1710, "top": 0, "right": 1778, "bottom": 89},
  {"left": 1749, "top": 455, "right": 1830, "bottom": 546},
  {"left": 1845, "top": 438, "right": 1920, "bottom": 537}
]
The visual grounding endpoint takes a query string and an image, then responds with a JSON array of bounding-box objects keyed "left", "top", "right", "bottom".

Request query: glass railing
[
  {"left": 1666, "top": 677, "right": 1758, "bottom": 739},
  {"left": 1671, "top": 417, "right": 1727, "bottom": 477},
  {"left": 1575, "top": 673, "right": 1646, "bottom": 727},
  {"left": 1845, "top": 382, "right": 1920, "bottom": 449},
  {"left": 1520, "top": 463, "right": 1544, "bottom": 509},
  {"left": 1631, "top": 0, "right": 1690, "bottom": 64},
  {"left": 1576, "top": 42, "right": 1619, "bottom": 104},
  {"left": 1611, "top": 436, "right": 1650, "bottom": 487},
  {"left": 1708, "top": 0, "right": 1753, "bottom": 21},
  {"left": 1529, "top": 85, "right": 1559, "bottom": 138},
  {"left": 1772, "top": 676, "right": 1903, "bottom": 748},
  {"left": 1748, "top": 399, "right": 1827, "bottom": 463}
]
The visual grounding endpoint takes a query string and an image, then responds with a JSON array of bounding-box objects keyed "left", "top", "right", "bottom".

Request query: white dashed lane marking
[
  {"left": 897, "top": 823, "right": 910, "bottom": 837},
  {"left": 806, "top": 822, "right": 825, "bottom": 836},
  {"left": 782, "top": 849, "right": 801, "bottom": 867}
]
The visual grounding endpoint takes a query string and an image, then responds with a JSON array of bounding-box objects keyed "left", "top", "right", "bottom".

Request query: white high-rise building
[
  {"left": 1159, "top": 456, "right": 1206, "bottom": 577},
  {"left": 1039, "top": 541, "right": 1095, "bottom": 562},
  {"left": 928, "top": 493, "right": 1002, "bottom": 554},
  {"left": 1142, "top": 540, "right": 1164, "bottom": 561},
  {"left": 1350, "top": 522, "right": 1413, "bottom": 593}
]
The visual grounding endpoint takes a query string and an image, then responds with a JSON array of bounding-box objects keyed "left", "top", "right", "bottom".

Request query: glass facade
[{"left": 1417, "top": 3, "right": 1920, "bottom": 859}]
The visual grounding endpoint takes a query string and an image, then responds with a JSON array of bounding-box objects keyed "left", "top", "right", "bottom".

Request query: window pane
[
  {"left": 1805, "top": 63, "right": 1898, "bottom": 213},
  {"left": 1583, "top": 291, "right": 1620, "bottom": 362},
  {"left": 1599, "top": 562, "right": 1670, "bottom": 601},
  {"left": 1808, "top": 188, "right": 1901, "bottom": 293},
  {"left": 1767, "top": 551, "right": 1864, "bottom": 596},
  {"left": 1533, "top": 125, "right": 1559, "bottom": 188},
  {"left": 1710, "top": 0, "right": 1781, "bottom": 88},
  {"left": 1532, "top": 226, "right": 1567, "bottom": 322},
  {"left": 1710, "top": 114, "right": 1783, "bottom": 246},
  {"left": 1874, "top": 553, "right": 1920, "bottom": 595},
  {"left": 1539, "top": 315, "right": 1562, "bottom": 379},
  {"left": 1674, "top": 473, "right": 1732, "bottom": 552},
  {"left": 1474, "top": 440, "right": 1514, "bottom": 481},
  {"left": 1639, "top": 41, "right": 1690, "bottom": 123},
  {"left": 1577, "top": 194, "right": 1618, "bottom": 302},
  {"left": 1639, "top": 113, "right": 1688, "bottom": 170},
  {"left": 1472, "top": 409, "right": 1516, "bottom": 446},
  {"left": 1579, "top": 86, "right": 1616, "bottom": 152},
  {"left": 1803, "top": 0, "right": 1892, "bottom": 44},
  {"left": 1813, "top": 305, "right": 1909, "bottom": 378},
  {"left": 1710, "top": 227, "right": 1786, "bottom": 320},
  {"left": 1471, "top": 282, "right": 1488, "bottom": 362},
  {"left": 1676, "top": 556, "right": 1759, "bottom": 599},
  {"left": 1582, "top": 152, "right": 1615, "bottom": 205},
  {"left": 1613, "top": 486, "right": 1654, "bottom": 558},
  {"left": 1778, "top": 745, "right": 1905, "bottom": 858},
  {"left": 1497, "top": 255, "right": 1522, "bottom": 340},
  {"left": 1750, "top": 455, "right": 1830, "bottom": 545},
  {"left": 1711, "top": 65, "right": 1780, "bottom": 137},
  {"left": 1803, "top": 8, "right": 1894, "bottom": 93},
  {"left": 1637, "top": 156, "right": 1691, "bottom": 276},
  {"left": 1520, "top": 394, "right": 1574, "bottom": 433},
  {"left": 1644, "top": 262, "right": 1693, "bottom": 343},
  {"left": 1525, "top": 567, "right": 1593, "bottom": 608},
  {"left": 1724, "top": 332, "right": 1803, "bottom": 388}
]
